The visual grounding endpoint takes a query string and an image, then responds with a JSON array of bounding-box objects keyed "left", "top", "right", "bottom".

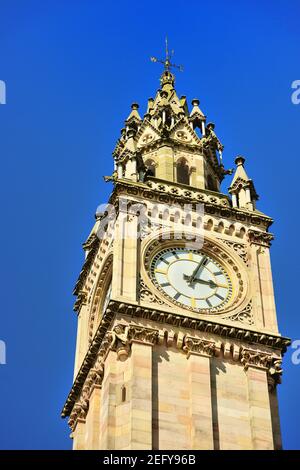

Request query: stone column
[
  {"left": 189, "top": 167, "right": 197, "bottom": 187},
  {"left": 184, "top": 337, "right": 214, "bottom": 449},
  {"left": 99, "top": 350, "right": 117, "bottom": 450},
  {"left": 188, "top": 353, "right": 214, "bottom": 449},
  {"left": 72, "top": 419, "right": 86, "bottom": 450},
  {"left": 85, "top": 384, "right": 102, "bottom": 449},
  {"left": 156, "top": 145, "right": 174, "bottom": 181},
  {"left": 248, "top": 231, "right": 277, "bottom": 331},
  {"left": 241, "top": 350, "right": 274, "bottom": 450},
  {"left": 268, "top": 385, "right": 282, "bottom": 450},
  {"left": 194, "top": 154, "right": 205, "bottom": 189},
  {"left": 117, "top": 164, "right": 123, "bottom": 179},
  {"left": 111, "top": 209, "right": 125, "bottom": 299},
  {"left": 130, "top": 341, "right": 153, "bottom": 450},
  {"left": 112, "top": 202, "right": 139, "bottom": 302},
  {"left": 257, "top": 247, "right": 278, "bottom": 332},
  {"left": 248, "top": 244, "right": 265, "bottom": 328},
  {"left": 231, "top": 193, "right": 238, "bottom": 208}
]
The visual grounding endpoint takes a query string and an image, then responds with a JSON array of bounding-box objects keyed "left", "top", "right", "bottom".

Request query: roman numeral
[
  {"left": 206, "top": 298, "right": 212, "bottom": 307},
  {"left": 172, "top": 251, "right": 180, "bottom": 259},
  {"left": 174, "top": 292, "right": 181, "bottom": 300},
  {"left": 215, "top": 293, "right": 225, "bottom": 301},
  {"left": 161, "top": 282, "right": 170, "bottom": 287},
  {"left": 214, "top": 271, "right": 223, "bottom": 276}
]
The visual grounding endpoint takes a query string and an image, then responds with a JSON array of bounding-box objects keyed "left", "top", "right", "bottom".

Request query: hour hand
[
  {"left": 192, "top": 278, "right": 217, "bottom": 288},
  {"left": 183, "top": 274, "right": 216, "bottom": 288}
]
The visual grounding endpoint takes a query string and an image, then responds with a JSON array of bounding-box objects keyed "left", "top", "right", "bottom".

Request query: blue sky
[{"left": 0, "top": 0, "right": 299, "bottom": 449}]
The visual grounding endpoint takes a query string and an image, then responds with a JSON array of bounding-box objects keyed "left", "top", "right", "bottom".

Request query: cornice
[
  {"left": 61, "top": 299, "right": 290, "bottom": 420},
  {"left": 109, "top": 178, "right": 273, "bottom": 229}
]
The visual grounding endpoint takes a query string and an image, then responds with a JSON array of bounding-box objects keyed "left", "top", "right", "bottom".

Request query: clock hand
[
  {"left": 183, "top": 275, "right": 217, "bottom": 288},
  {"left": 188, "top": 256, "right": 208, "bottom": 284},
  {"left": 192, "top": 278, "right": 217, "bottom": 288},
  {"left": 192, "top": 278, "right": 228, "bottom": 289}
]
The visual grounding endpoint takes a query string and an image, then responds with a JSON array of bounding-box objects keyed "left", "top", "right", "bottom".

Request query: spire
[
  {"left": 125, "top": 103, "right": 142, "bottom": 126},
  {"left": 150, "top": 37, "right": 183, "bottom": 90},
  {"left": 189, "top": 98, "right": 206, "bottom": 134},
  {"left": 229, "top": 156, "right": 258, "bottom": 211}
]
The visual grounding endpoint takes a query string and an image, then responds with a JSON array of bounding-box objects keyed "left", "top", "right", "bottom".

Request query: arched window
[
  {"left": 207, "top": 174, "right": 217, "bottom": 191},
  {"left": 145, "top": 159, "right": 156, "bottom": 177},
  {"left": 176, "top": 159, "right": 189, "bottom": 185}
]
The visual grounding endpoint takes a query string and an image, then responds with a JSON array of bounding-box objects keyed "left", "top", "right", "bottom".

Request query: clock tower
[{"left": 62, "top": 54, "right": 290, "bottom": 450}]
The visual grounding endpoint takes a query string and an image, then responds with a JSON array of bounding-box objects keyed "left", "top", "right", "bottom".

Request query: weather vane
[{"left": 150, "top": 37, "right": 183, "bottom": 72}]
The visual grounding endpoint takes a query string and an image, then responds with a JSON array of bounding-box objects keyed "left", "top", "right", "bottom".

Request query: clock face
[{"left": 150, "top": 247, "right": 232, "bottom": 311}]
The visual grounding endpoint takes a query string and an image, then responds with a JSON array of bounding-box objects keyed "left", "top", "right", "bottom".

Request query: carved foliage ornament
[{"left": 67, "top": 322, "right": 283, "bottom": 431}]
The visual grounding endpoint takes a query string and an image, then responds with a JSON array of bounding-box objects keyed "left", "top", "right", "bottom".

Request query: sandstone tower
[{"left": 62, "top": 52, "right": 290, "bottom": 450}]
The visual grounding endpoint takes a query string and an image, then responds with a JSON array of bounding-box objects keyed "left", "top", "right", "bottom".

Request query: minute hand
[{"left": 188, "top": 256, "right": 207, "bottom": 284}]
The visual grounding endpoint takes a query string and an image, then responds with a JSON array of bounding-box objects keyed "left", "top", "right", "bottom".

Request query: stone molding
[
  {"left": 182, "top": 336, "right": 216, "bottom": 358},
  {"left": 216, "top": 238, "right": 248, "bottom": 264},
  {"left": 62, "top": 304, "right": 290, "bottom": 428},
  {"left": 227, "top": 302, "right": 253, "bottom": 326},
  {"left": 109, "top": 179, "right": 273, "bottom": 230},
  {"left": 248, "top": 229, "right": 274, "bottom": 247}
]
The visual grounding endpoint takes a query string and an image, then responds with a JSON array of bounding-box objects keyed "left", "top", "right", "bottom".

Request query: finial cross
[{"left": 150, "top": 37, "right": 183, "bottom": 72}]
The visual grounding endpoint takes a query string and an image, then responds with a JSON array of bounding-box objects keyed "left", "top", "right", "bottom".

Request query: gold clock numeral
[{"left": 155, "top": 268, "right": 168, "bottom": 275}]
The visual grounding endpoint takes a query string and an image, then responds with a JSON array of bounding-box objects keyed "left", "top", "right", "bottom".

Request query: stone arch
[
  {"left": 206, "top": 218, "right": 213, "bottom": 231},
  {"left": 144, "top": 158, "right": 157, "bottom": 177},
  {"left": 176, "top": 158, "right": 190, "bottom": 185}
]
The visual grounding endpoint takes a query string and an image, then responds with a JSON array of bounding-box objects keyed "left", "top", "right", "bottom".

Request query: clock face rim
[{"left": 149, "top": 247, "right": 233, "bottom": 313}]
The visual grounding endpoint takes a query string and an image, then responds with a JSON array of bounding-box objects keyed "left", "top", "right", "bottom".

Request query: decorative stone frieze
[
  {"left": 248, "top": 229, "right": 274, "bottom": 247},
  {"left": 217, "top": 238, "right": 248, "bottom": 264},
  {"left": 109, "top": 180, "right": 273, "bottom": 231},
  {"left": 65, "top": 316, "right": 286, "bottom": 432},
  {"left": 183, "top": 336, "right": 215, "bottom": 358},
  {"left": 227, "top": 302, "right": 253, "bottom": 326}
]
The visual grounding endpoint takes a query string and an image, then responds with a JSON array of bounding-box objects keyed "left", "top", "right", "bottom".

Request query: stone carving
[
  {"left": 227, "top": 302, "right": 253, "bottom": 325},
  {"left": 240, "top": 347, "right": 283, "bottom": 390},
  {"left": 110, "top": 324, "right": 130, "bottom": 361},
  {"left": 240, "top": 347, "right": 273, "bottom": 370},
  {"left": 109, "top": 179, "right": 273, "bottom": 231},
  {"left": 140, "top": 223, "right": 164, "bottom": 240},
  {"left": 139, "top": 278, "right": 166, "bottom": 306},
  {"left": 268, "top": 359, "right": 283, "bottom": 390},
  {"left": 248, "top": 229, "right": 274, "bottom": 247},
  {"left": 217, "top": 238, "right": 248, "bottom": 264},
  {"left": 62, "top": 299, "right": 290, "bottom": 422},
  {"left": 183, "top": 336, "right": 215, "bottom": 358}
]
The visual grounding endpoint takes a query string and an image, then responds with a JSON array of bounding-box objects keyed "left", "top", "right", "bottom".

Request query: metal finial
[{"left": 150, "top": 37, "right": 183, "bottom": 72}]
